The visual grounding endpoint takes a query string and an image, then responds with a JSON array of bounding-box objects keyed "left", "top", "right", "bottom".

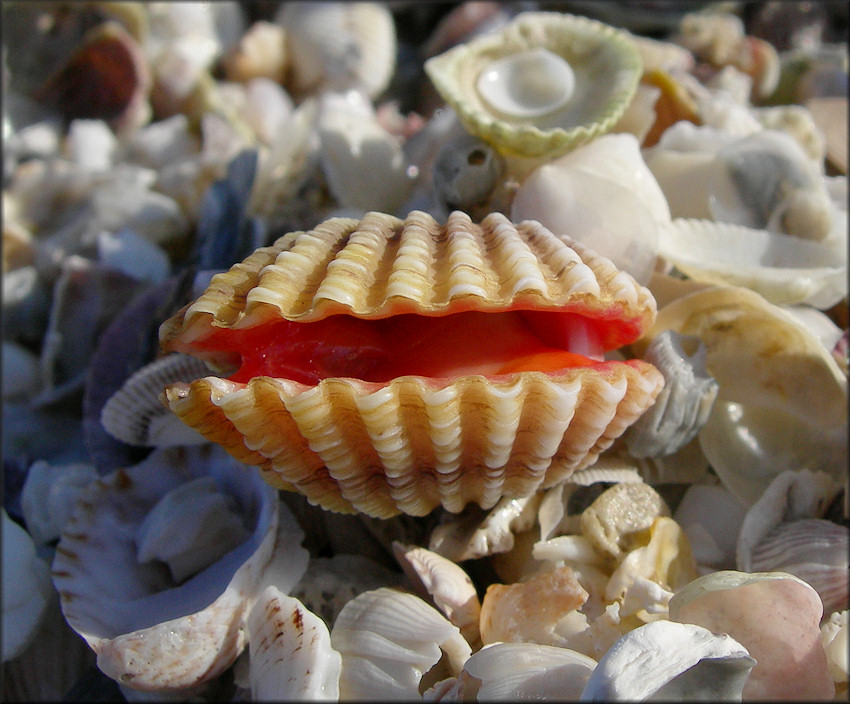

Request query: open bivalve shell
[
  {"left": 424, "top": 12, "right": 643, "bottom": 159},
  {"left": 159, "top": 210, "right": 664, "bottom": 518},
  {"left": 51, "top": 445, "right": 309, "bottom": 694}
]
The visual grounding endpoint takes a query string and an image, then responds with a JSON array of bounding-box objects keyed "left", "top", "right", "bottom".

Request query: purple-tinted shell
[{"left": 82, "top": 271, "right": 196, "bottom": 474}]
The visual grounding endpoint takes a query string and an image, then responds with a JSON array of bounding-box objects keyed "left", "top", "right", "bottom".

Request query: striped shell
[{"left": 159, "top": 210, "right": 663, "bottom": 518}]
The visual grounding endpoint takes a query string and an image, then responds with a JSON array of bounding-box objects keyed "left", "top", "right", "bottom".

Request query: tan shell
[{"left": 159, "top": 210, "right": 663, "bottom": 518}]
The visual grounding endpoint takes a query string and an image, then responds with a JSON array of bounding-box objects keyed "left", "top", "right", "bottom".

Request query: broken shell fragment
[
  {"left": 656, "top": 217, "right": 846, "bottom": 309},
  {"left": 579, "top": 620, "right": 755, "bottom": 701},
  {"left": 479, "top": 565, "right": 589, "bottom": 648},
  {"left": 624, "top": 329, "right": 719, "bottom": 458},
  {"left": 424, "top": 12, "right": 643, "bottom": 159},
  {"left": 159, "top": 210, "right": 664, "bottom": 518},
  {"left": 580, "top": 482, "right": 671, "bottom": 562}
]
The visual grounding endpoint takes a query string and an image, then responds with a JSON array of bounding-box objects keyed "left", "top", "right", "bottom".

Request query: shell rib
[{"left": 159, "top": 210, "right": 663, "bottom": 518}]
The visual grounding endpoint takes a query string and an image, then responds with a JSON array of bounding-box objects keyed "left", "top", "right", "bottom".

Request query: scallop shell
[
  {"left": 424, "top": 12, "right": 643, "bottom": 159},
  {"left": 159, "top": 210, "right": 664, "bottom": 518},
  {"left": 329, "top": 587, "right": 471, "bottom": 700},
  {"left": 736, "top": 468, "right": 847, "bottom": 615},
  {"left": 436, "top": 642, "right": 597, "bottom": 701},
  {"left": 246, "top": 587, "right": 341, "bottom": 701},
  {"left": 392, "top": 543, "right": 482, "bottom": 647},
  {"left": 747, "top": 519, "right": 848, "bottom": 616}
]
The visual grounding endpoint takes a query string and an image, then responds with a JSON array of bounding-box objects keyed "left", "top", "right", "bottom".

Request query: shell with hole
[{"left": 158, "top": 209, "right": 664, "bottom": 519}]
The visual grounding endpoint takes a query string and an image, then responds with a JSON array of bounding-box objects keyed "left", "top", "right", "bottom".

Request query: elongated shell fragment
[{"left": 159, "top": 210, "right": 663, "bottom": 518}]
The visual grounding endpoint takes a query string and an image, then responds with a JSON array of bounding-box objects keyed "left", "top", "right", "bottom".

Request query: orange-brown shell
[{"left": 159, "top": 210, "right": 664, "bottom": 518}]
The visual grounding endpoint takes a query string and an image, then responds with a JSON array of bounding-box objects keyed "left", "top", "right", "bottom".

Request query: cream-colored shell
[
  {"left": 424, "top": 12, "right": 643, "bottom": 159},
  {"left": 159, "top": 210, "right": 663, "bottom": 518}
]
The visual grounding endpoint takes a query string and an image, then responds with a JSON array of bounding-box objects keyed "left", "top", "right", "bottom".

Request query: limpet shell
[
  {"left": 160, "top": 210, "right": 664, "bottom": 518},
  {"left": 424, "top": 12, "right": 643, "bottom": 159}
]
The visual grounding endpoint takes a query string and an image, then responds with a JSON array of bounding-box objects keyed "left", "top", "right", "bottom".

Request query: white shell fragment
[
  {"left": 330, "top": 587, "right": 471, "bottom": 700},
  {"left": 277, "top": 2, "right": 397, "bottom": 99},
  {"left": 657, "top": 218, "right": 846, "bottom": 309},
  {"left": 2, "top": 509, "right": 53, "bottom": 662},
  {"left": 100, "top": 353, "right": 213, "bottom": 447},
  {"left": 20, "top": 461, "right": 98, "bottom": 546},
  {"left": 477, "top": 48, "right": 577, "bottom": 119},
  {"left": 579, "top": 620, "right": 755, "bottom": 701},
  {"left": 393, "top": 543, "right": 482, "bottom": 647},
  {"left": 454, "top": 642, "right": 597, "bottom": 701},
  {"left": 51, "top": 445, "right": 308, "bottom": 694},
  {"left": 135, "top": 476, "right": 252, "bottom": 584},
  {"left": 512, "top": 133, "right": 670, "bottom": 285},
  {"left": 821, "top": 610, "right": 849, "bottom": 692},
  {"left": 428, "top": 494, "right": 542, "bottom": 562},
  {"left": 316, "top": 90, "right": 414, "bottom": 214},
  {"left": 246, "top": 587, "right": 342, "bottom": 701},
  {"left": 708, "top": 130, "right": 835, "bottom": 238},
  {"left": 624, "top": 329, "right": 719, "bottom": 457}
]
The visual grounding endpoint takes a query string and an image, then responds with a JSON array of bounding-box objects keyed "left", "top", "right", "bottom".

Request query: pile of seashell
[{"left": 2, "top": 1, "right": 847, "bottom": 701}]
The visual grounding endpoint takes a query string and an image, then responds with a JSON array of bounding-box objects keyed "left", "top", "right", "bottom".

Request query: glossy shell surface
[
  {"left": 159, "top": 210, "right": 663, "bottom": 518},
  {"left": 424, "top": 12, "right": 643, "bottom": 158}
]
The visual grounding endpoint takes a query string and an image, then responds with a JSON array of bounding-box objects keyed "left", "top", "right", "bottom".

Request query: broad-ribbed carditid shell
[
  {"left": 424, "top": 12, "right": 643, "bottom": 160},
  {"left": 159, "top": 210, "right": 663, "bottom": 518}
]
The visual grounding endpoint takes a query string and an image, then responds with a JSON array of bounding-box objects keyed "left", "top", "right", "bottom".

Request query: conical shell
[{"left": 160, "top": 210, "right": 663, "bottom": 518}]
